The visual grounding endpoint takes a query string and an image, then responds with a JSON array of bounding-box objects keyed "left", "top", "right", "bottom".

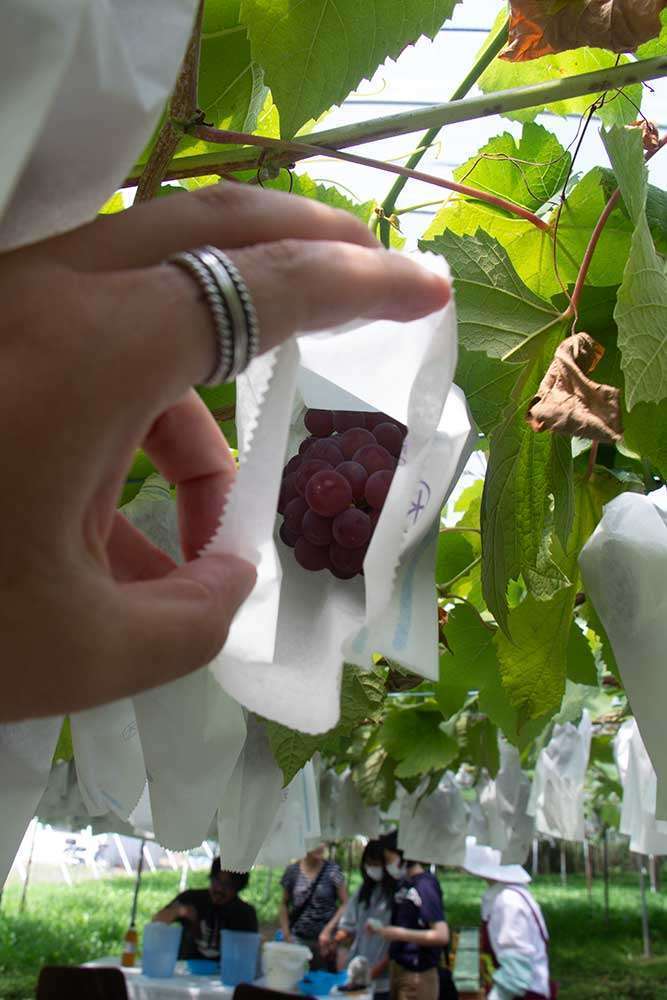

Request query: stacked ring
[{"left": 167, "top": 246, "right": 260, "bottom": 386}]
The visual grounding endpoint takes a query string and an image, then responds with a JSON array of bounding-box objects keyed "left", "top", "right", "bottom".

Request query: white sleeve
[{"left": 339, "top": 891, "right": 360, "bottom": 932}]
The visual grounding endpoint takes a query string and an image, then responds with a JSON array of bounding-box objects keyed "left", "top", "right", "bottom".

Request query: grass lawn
[{"left": 1, "top": 869, "right": 666, "bottom": 998}]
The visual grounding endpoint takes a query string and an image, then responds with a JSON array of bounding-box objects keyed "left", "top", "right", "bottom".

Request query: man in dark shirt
[{"left": 153, "top": 857, "right": 258, "bottom": 960}]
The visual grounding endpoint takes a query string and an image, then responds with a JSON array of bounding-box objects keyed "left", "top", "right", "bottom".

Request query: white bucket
[{"left": 262, "top": 941, "right": 312, "bottom": 991}]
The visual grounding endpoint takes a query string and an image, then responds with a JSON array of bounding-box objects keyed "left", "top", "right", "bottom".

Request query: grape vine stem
[
  {"left": 567, "top": 132, "right": 667, "bottom": 318},
  {"left": 135, "top": 0, "right": 204, "bottom": 202},
  {"left": 125, "top": 54, "right": 667, "bottom": 187},
  {"left": 189, "top": 124, "right": 552, "bottom": 231}
]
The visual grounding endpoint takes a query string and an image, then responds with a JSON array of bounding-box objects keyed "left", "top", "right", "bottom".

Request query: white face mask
[
  {"left": 386, "top": 860, "right": 406, "bottom": 880},
  {"left": 365, "top": 864, "right": 384, "bottom": 882}
]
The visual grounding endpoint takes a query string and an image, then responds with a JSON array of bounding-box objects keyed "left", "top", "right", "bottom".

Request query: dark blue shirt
[{"left": 389, "top": 871, "right": 445, "bottom": 971}]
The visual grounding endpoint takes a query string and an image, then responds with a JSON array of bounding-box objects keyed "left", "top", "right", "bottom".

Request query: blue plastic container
[
  {"left": 187, "top": 959, "right": 219, "bottom": 976},
  {"left": 298, "top": 970, "right": 347, "bottom": 996},
  {"left": 220, "top": 929, "right": 261, "bottom": 986},
  {"left": 142, "top": 922, "right": 182, "bottom": 978}
]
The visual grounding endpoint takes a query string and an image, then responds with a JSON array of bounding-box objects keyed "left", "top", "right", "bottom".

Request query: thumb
[{"left": 117, "top": 553, "right": 256, "bottom": 689}]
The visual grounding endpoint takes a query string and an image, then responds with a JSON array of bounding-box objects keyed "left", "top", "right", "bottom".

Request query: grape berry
[{"left": 277, "top": 409, "right": 406, "bottom": 577}]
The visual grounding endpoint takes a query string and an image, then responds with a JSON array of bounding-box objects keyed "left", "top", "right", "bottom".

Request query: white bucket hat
[{"left": 463, "top": 839, "right": 531, "bottom": 884}]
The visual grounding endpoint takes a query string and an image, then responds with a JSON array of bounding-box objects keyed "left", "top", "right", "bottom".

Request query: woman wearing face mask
[
  {"left": 335, "top": 840, "right": 396, "bottom": 1000},
  {"left": 368, "top": 832, "right": 449, "bottom": 1000}
]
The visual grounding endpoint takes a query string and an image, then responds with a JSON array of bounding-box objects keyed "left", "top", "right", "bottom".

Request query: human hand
[
  {"left": 318, "top": 928, "right": 332, "bottom": 954},
  {"left": 0, "top": 181, "right": 450, "bottom": 722},
  {"left": 177, "top": 904, "right": 199, "bottom": 925}
]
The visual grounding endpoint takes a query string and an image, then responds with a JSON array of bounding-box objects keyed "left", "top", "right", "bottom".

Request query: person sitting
[
  {"left": 335, "top": 840, "right": 396, "bottom": 1000},
  {"left": 368, "top": 831, "right": 449, "bottom": 1000},
  {"left": 152, "top": 857, "right": 258, "bottom": 961},
  {"left": 280, "top": 843, "right": 348, "bottom": 970},
  {"left": 462, "top": 841, "right": 555, "bottom": 1000}
]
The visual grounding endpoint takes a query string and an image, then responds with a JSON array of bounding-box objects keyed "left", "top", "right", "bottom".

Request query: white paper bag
[
  {"left": 208, "top": 278, "right": 473, "bottom": 734},
  {"left": 399, "top": 772, "right": 469, "bottom": 866},
  {"left": 335, "top": 770, "right": 380, "bottom": 839},
  {"left": 528, "top": 711, "right": 591, "bottom": 842},
  {"left": 71, "top": 699, "right": 145, "bottom": 821},
  {"left": 217, "top": 714, "right": 285, "bottom": 872},
  {"left": 319, "top": 769, "right": 342, "bottom": 840},
  {"left": 1, "top": 0, "right": 197, "bottom": 250},
  {"left": 580, "top": 488, "right": 667, "bottom": 818},
  {"left": 257, "top": 762, "right": 321, "bottom": 867},
  {"left": 0, "top": 717, "right": 61, "bottom": 885},
  {"left": 615, "top": 718, "right": 667, "bottom": 856},
  {"left": 494, "top": 741, "right": 535, "bottom": 865}
]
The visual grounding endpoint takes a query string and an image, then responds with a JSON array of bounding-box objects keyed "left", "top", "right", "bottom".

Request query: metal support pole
[
  {"left": 639, "top": 857, "right": 652, "bottom": 959},
  {"left": 603, "top": 828, "right": 610, "bottom": 924},
  {"left": 583, "top": 838, "right": 593, "bottom": 906},
  {"left": 532, "top": 837, "right": 539, "bottom": 876},
  {"left": 179, "top": 855, "right": 189, "bottom": 892},
  {"left": 649, "top": 854, "right": 657, "bottom": 893},
  {"left": 129, "top": 839, "right": 146, "bottom": 929},
  {"left": 19, "top": 821, "right": 39, "bottom": 914},
  {"left": 560, "top": 842, "right": 567, "bottom": 887},
  {"left": 113, "top": 834, "right": 133, "bottom": 876}
]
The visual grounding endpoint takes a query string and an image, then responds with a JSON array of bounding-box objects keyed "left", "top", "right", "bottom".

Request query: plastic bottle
[{"left": 121, "top": 923, "right": 138, "bottom": 968}]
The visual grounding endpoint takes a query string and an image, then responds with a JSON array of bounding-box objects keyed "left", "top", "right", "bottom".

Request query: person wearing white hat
[{"left": 462, "top": 841, "right": 556, "bottom": 1000}]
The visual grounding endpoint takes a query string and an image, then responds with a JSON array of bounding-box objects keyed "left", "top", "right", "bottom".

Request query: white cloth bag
[
  {"left": 580, "top": 487, "right": 667, "bottom": 818},
  {"left": 208, "top": 286, "right": 473, "bottom": 735},
  {"left": 528, "top": 711, "right": 592, "bottom": 842},
  {"left": 399, "top": 771, "right": 469, "bottom": 865}
]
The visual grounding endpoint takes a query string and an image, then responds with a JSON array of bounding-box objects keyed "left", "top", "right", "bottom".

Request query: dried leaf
[
  {"left": 629, "top": 118, "right": 661, "bottom": 154},
  {"left": 526, "top": 332, "right": 622, "bottom": 442},
  {"left": 503, "top": 0, "right": 667, "bottom": 61}
]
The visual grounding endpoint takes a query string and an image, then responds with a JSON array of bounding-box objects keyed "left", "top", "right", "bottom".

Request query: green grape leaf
[
  {"left": 602, "top": 126, "right": 667, "bottom": 409},
  {"left": 495, "top": 468, "right": 623, "bottom": 723},
  {"left": 600, "top": 168, "right": 667, "bottom": 255},
  {"left": 52, "top": 718, "right": 73, "bottom": 764},
  {"left": 435, "top": 603, "right": 499, "bottom": 718},
  {"left": 436, "top": 531, "right": 476, "bottom": 588},
  {"left": 567, "top": 620, "right": 598, "bottom": 686},
  {"left": 455, "top": 348, "right": 522, "bottom": 437},
  {"left": 478, "top": 11, "right": 642, "bottom": 126},
  {"left": 523, "top": 527, "right": 571, "bottom": 601},
  {"left": 99, "top": 192, "right": 125, "bottom": 214},
  {"left": 425, "top": 168, "right": 634, "bottom": 301},
  {"left": 380, "top": 706, "right": 458, "bottom": 778},
  {"left": 420, "top": 229, "right": 562, "bottom": 360},
  {"left": 636, "top": 8, "right": 667, "bottom": 56},
  {"left": 352, "top": 738, "right": 397, "bottom": 810},
  {"left": 453, "top": 123, "right": 571, "bottom": 212},
  {"left": 266, "top": 665, "right": 385, "bottom": 783},
  {"left": 579, "top": 599, "right": 620, "bottom": 679},
  {"left": 495, "top": 589, "right": 573, "bottom": 723},
  {"left": 480, "top": 325, "right": 568, "bottom": 630},
  {"left": 446, "top": 714, "right": 500, "bottom": 777},
  {"left": 551, "top": 434, "right": 575, "bottom": 547},
  {"left": 239, "top": 0, "right": 461, "bottom": 138}
]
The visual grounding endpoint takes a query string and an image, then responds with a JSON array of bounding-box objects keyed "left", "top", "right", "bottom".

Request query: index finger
[{"left": 39, "top": 182, "right": 381, "bottom": 273}]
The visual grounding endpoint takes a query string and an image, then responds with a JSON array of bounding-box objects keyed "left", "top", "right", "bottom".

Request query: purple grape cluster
[{"left": 277, "top": 409, "right": 406, "bottom": 577}]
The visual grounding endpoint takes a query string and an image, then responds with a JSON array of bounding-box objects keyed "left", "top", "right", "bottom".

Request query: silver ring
[{"left": 166, "top": 246, "right": 260, "bottom": 386}]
